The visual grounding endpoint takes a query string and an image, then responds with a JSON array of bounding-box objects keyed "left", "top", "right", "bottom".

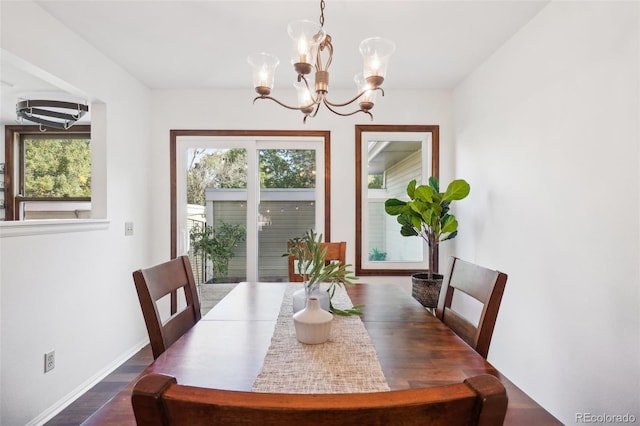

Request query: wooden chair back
[
  {"left": 288, "top": 241, "right": 346, "bottom": 282},
  {"left": 133, "top": 256, "right": 201, "bottom": 359},
  {"left": 132, "top": 373, "right": 508, "bottom": 426},
  {"left": 436, "top": 257, "right": 508, "bottom": 358}
]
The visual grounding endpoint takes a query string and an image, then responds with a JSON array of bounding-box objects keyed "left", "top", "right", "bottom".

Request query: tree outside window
[
  {"left": 23, "top": 136, "right": 91, "bottom": 197},
  {"left": 3, "top": 125, "right": 91, "bottom": 220}
]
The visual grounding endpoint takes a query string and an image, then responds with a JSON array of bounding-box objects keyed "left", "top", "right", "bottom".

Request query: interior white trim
[{"left": 0, "top": 219, "right": 110, "bottom": 238}]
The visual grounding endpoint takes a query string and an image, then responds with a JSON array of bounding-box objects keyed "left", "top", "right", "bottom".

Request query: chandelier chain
[{"left": 319, "top": 0, "right": 325, "bottom": 27}]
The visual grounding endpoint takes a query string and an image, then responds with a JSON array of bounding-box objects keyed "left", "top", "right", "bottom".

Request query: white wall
[
  {"left": 454, "top": 1, "right": 639, "bottom": 423},
  {"left": 0, "top": 2, "right": 152, "bottom": 425},
  {"left": 149, "top": 87, "right": 456, "bottom": 282}
]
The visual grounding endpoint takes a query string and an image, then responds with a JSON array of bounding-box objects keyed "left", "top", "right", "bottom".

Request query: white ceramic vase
[{"left": 293, "top": 296, "right": 333, "bottom": 344}]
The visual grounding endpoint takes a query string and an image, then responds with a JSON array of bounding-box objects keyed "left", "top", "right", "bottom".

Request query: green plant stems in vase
[{"left": 285, "top": 229, "right": 363, "bottom": 316}]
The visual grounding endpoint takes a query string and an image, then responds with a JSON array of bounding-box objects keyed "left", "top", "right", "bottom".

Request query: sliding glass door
[{"left": 172, "top": 131, "right": 329, "bottom": 284}]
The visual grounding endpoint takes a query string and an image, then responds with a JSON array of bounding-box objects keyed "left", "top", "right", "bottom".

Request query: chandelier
[
  {"left": 16, "top": 99, "right": 88, "bottom": 131},
  {"left": 248, "top": 0, "right": 395, "bottom": 123}
]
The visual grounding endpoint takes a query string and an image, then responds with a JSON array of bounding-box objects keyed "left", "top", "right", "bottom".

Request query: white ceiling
[{"left": 1, "top": 0, "right": 549, "bottom": 125}]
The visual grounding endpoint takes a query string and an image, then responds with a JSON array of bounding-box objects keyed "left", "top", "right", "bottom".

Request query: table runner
[{"left": 251, "top": 283, "right": 390, "bottom": 393}]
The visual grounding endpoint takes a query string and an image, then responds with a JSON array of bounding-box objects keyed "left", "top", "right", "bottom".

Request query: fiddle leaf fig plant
[{"left": 384, "top": 176, "right": 470, "bottom": 279}]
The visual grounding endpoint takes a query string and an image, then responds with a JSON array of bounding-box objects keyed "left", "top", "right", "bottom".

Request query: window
[{"left": 3, "top": 125, "right": 91, "bottom": 220}]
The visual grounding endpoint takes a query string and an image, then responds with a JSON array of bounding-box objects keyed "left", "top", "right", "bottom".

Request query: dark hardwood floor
[{"left": 44, "top": 345, "right": 153, "bottom": 426}]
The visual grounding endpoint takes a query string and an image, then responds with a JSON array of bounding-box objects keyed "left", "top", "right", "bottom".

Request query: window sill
[{"left": 0, "top": 219, "right": 110, "bottom": 238}]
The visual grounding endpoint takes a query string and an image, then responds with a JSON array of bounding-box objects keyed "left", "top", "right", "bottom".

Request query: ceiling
[{"left": 1, "top": 0, "right": 549, "bottom": 125}]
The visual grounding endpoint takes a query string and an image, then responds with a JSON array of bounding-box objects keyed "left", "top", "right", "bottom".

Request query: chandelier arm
[
  {"left": 253, "top": 95, "right": 308, "bottom": 111},
  {"left": 323, "top": 87, "right": 384, "bottom": 108},
  {"left": 317, "top": 37, "right": 333, "bottom": 71},
  {"left": 325, "top": 40, "right": 333, "bottom": 70},
  {"left": 302, "top": 102, "right": 322, "bottom": 124},
  {"left": 322, "top": 98, "right": 373, "bottom": 120},
  {"left": 310, "top": 101, "right": 322, "bottom": 118},
  {"left": 323, "top": 92, "right": 365, "bottom": 108},
  {"left": 299, "top": 75, "right": 321, "bottom": 104}
]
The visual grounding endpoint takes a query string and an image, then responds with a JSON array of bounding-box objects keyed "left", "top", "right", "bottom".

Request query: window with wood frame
[{"left": 3, "top": 125, "right": 91, "bottom": 220}]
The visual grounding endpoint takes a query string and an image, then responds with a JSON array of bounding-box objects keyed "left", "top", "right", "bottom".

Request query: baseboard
[{"left": 27, "top": 338, "right": 149, "bottom": 426}]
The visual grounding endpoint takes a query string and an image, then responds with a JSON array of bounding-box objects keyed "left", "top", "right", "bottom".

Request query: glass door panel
[
  {"left": 257, "top": 148, "right": 318, "bottom": 282},
  {"left": 186, "top": 147, "right": 248, "bottom": 284}
]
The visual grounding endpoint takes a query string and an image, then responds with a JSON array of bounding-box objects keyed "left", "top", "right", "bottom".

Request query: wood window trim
[
  {"left": 4, "top": 125, "right": 91, "bottom": 221},
  {"left": 355, "top": 124, "right": 440, "bottom": 276},
  {"left": 169, "top": 129, "right": 332, "bottom": 259}
]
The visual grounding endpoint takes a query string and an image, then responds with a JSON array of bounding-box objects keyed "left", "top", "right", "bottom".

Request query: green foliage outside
[
  {"left": 190, "top": 221, "right": 246, "bottom": 282},
  {"left": 187, "top": 149, "right": 247, "bottom": 205},
  {"left": 259, "top": 149, "right": 316, "bottom": 189},
  {"left": 24, "top": 137, "right": 91, "bottom": 197},
  {"left": 186, "top": 148, "right": 316, "bottom": 205},
  {"left": 368, "top": 174, "right": 383, "bottom": 189}
]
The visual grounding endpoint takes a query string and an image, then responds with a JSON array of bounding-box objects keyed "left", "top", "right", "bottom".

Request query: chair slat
[
  {"left": 162, "top": 308, "right": 199, "bottom": 349},
  {"left": 442, "top": 306, "right": 477, "bottom": 348}
]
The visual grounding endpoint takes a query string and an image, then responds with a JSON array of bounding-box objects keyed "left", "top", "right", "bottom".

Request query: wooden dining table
[{"left": 82, "top": 282, "right": 561, "bottom": 425}]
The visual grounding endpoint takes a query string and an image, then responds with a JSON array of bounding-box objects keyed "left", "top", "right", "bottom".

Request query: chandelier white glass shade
[
  {"left": 248, "top": 1, "right": 395, "bottom": 123},
  {"left": 248, "top": 53, "right": 279, "bottom": 95},
  {"left": 288, "top": 20, "right": 326, "bottom": 75},
  {"left": 359, "top": 37, "right": 395, "bottom": 87}
]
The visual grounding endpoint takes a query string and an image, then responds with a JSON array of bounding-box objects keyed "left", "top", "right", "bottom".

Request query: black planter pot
[{"left": 411, "top": 273, "right": 444, "bottom": 308}]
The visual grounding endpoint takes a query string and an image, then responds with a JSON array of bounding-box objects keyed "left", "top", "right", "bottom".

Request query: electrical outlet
[
  {"left": 44, "top": 351, "right": 55, "bottom": 373},
  {"left": 125, "top": 222, "right": 134, "bottom": 236}
]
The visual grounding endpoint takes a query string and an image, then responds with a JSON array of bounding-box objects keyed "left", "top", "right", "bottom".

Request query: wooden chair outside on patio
[
  {"left": 132, "top": 372, "right": 508, "bottom": 426},
  {"left": 436, "top": 256, "right": 508, "bottom": 358},
  {"left": 133, "top": 255, "right": 202, "bottom": 359},
  {"left": 287, "top": 241, "right": 346, "bottom": 282}
]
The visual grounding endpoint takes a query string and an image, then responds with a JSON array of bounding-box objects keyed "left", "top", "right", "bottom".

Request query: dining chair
[
  {"left": 132, "top": 373, "right": 508, "bottom": 426},
  {"left": 436, "top": 256, "right": 508, "bottom": 358},
  {"left": 288, "top": 241, "right": 346, "bottom": 282},
  {"left": 133, "top": 255, "right": 202, "bottom": 359}
]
